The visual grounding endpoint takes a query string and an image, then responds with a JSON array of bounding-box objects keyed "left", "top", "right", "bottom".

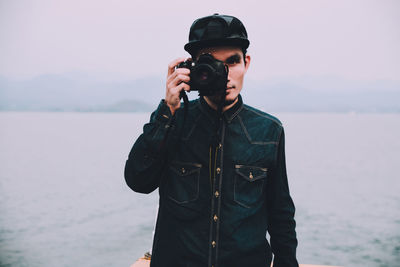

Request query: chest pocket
[
  {"left": 166, "top": 161, "right": 202, "bottom": 204},
  {"left": 234, "top": 165, "right": 267, "bottom": 208}
]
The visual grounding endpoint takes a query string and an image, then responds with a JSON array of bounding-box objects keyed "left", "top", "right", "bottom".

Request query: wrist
[{"left": 166, "top": 102, "right": 179, "bottom": 115}]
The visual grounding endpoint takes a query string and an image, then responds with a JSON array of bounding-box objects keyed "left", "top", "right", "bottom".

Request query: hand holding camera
[
  {"left": 166, "top": 54, "right": 229, "bottom": 115},
  {"left": 166, "top": 57, "right": 191, "bottom": 115}
]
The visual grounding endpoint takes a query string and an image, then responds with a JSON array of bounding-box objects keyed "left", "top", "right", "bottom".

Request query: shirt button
[
  {"left": 214, "top": 191, "right": 219, "bottom": 198},
  {"left": 213, "top": 215, "right": 218, "bottom": 222},
  {"left": 212, "top": 241, "right": 216, "bottom": 248},
  {"left": 249, "top": 171, "right": 253, "bottom": 179},
  {"left": 216, "top": 167, "right": 221, "bottom": 174}
]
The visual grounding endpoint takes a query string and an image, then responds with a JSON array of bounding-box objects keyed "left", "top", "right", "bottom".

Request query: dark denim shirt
[{"left": 125, "top": 95, "right": 298, "bottom": 267}]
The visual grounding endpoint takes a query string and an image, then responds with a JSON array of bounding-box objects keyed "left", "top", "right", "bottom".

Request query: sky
[{"left": 0, "top": 0, "right": 399, "bottom": 82}]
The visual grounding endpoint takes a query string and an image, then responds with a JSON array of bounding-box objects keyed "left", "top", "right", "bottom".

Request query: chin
[{"left": 225, "top": 91, "right": 239, "bottom": 102}]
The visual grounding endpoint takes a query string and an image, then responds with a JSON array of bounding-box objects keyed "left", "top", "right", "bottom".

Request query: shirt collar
[{"left": 199, "top": 94, "right": 244, "bottom": 123}]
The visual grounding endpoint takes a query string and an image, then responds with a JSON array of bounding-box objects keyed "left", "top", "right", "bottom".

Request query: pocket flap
[
  {"left": 170, "top": 161, "right": 202, "bottom": 176},
  {"left": 235, "top": 165, "right": 267, "bottom": 182}
]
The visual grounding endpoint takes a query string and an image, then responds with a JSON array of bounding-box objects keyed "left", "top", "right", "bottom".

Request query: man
[{"left": 125, "top": 14, "right": 298, "bottom": 267}]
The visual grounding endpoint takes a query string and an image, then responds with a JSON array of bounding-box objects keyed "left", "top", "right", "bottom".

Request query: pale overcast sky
[{"left": 0, "top": 0, "right": 399, "bottom": 82}]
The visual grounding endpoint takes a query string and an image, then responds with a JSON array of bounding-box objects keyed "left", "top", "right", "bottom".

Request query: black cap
[{"left": 184, "top": 14, "right": 250, "bottom": 56}]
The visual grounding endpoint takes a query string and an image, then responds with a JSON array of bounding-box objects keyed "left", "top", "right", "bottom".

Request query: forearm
[{"left": 124, "top": 100, "right": 176, "bottom": 194}]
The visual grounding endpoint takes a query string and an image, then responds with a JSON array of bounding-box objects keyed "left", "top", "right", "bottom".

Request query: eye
[{"left": 225, "top": 55, "right": 241, "bottom": 65}]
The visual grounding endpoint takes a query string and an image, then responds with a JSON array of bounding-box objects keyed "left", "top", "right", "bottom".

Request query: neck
[{"left": 204, "top": 96, "right": 238, "bottom": 112}]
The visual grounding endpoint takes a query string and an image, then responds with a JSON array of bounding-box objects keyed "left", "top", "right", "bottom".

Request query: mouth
[{"left": 225, "top": 88, "right": 233, "bottom": 95}]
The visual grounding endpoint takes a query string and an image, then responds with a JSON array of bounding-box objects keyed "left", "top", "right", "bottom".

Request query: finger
[
  {"left": 169, "top": 82, "right": 190, "bottom": 96},
  {"left": 166, "top": 74, "right": 181, "bottom": 91},
  {"left": 182, "top": 83, "right": 190, "bottom": 92},
  {"left": 167, "top": 68, "right": 191, "bottom": 85},
  {"left": 175, "top": 68, "right": 190, "bottom": 75},
  {"left": 178, "top": 82, "right": 191, "bottom": 92},
  {"left": 167, "top": 80, "right": 183, "bottom": 94},
  {"left": 168, "top": 86, "right": 182, "bottom": 97},
  {"left": 167, "top": 57, "right": 186, "bottom": 76},
  {"left": 166, "top": 70, "right": 178, "bottom": 84},
  {"left": 170, "top": 74, "right": 190, "bottom": 87}
]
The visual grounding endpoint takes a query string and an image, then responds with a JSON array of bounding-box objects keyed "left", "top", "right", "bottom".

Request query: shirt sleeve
[
  {"left": 124, "top": 100, "right": 176, "bottom": 194},
  {"left": 267, "top": 127, "right": 299, "bottom": 267}
]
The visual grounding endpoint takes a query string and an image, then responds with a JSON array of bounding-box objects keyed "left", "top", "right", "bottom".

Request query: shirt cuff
[{"left": 153, "top": 99, "right": 174, "bottom": 125}]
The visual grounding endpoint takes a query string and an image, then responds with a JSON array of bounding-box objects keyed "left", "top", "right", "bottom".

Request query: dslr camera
[{"left": 177, "top": 54, "right": 229, "bottom": 96}]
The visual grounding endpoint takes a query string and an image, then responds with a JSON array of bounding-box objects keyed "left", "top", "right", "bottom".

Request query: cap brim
[{"left": 184, "top": 38, "right": 250, "bottom": 55}]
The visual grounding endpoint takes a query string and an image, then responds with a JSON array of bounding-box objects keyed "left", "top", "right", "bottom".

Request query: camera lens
[
  {"left": 199, "top": 71, "right": 209, "bottom": 81},
  {"left": 193, "top": 65, "right": 215, "bottom": 85},
  {"left": 189, "top": 53, "right": 228, "bottom": 95}
]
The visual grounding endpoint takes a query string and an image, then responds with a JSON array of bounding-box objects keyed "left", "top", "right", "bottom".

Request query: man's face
[{"left": 195, "top": 46, "right": 251, "bottom": 107}]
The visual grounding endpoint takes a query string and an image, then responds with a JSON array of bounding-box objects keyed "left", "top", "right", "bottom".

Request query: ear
[{"left": 244, "top": 54, "right": 251, "bottom": 73}]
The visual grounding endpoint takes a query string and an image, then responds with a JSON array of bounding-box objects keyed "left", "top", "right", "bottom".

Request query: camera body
[{"left": 177, "top": 54, "right": 229, "bottom": 96}]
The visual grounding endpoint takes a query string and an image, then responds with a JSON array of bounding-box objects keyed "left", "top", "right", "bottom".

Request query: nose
[{"left": 226, "top": 78, "right": 231, "bottom": 88}]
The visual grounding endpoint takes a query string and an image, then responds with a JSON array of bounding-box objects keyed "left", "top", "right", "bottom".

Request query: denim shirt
[{"left": 125, "top": 95, "right": 298, "bottom": 267}]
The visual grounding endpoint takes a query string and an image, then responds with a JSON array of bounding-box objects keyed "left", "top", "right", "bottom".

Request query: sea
[{"left": 0, "top": 112, "right": 399, "bottom": 267}]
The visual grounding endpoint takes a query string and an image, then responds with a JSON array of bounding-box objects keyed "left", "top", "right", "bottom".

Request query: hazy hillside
[{"left": 0, "top": 73, "right": 399, "bottom": 112}]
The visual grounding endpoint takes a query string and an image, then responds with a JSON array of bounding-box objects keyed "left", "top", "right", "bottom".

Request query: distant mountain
[
  {"left": 0, "top": 73, "right": 163, "bottom": 112},
  {"left": 0, "top": 73, "right": 399, "bottom": 112},
  {"left": 75, "top": 99, "right": 153, "bottom": 112},
  {"left": 242, "top": 79, "right": 400, "bottom": 113}
]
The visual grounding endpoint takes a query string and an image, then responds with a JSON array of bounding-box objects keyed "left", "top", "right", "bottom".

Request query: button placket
[
  {"left": 209, "top": 144, "right": 219, "bottom": 267},
  {"left": 208, "top": 120, "right": 226, "bottom": 267}
]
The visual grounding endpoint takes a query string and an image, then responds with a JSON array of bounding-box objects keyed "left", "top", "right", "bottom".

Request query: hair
[{"left": 242, "top": 48, "right": 247, "bottom": 65}]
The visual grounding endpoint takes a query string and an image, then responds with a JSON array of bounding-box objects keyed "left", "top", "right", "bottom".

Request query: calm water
[{"left": 0, "top": 112, "right": 399, "bottom": 267}]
